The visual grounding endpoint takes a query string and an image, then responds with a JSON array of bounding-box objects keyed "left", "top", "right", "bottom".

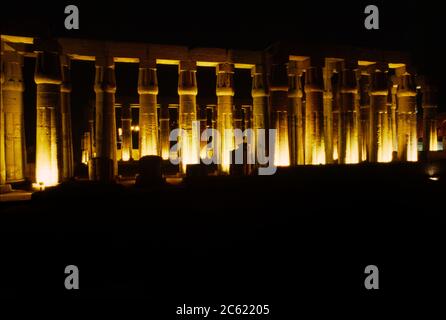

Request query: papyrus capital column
[
  {"left": 59, "top": 55, "right": 74, "bottom": 180},
  {"left": 397, "top": 72, "right": 418, "bottom": 161},
  {"left": 420, "top": 79, "right": 438, "bottom": 152},
  {"left": 339, "top": 66, "right": 359, "bottom": 164},
  {"left": 369, "top": 66, "right": 391, "bottom": 163},
  {"left": 0, "top": 48, "right": 11, "bottom": 192},
  {"left": 2, "top": 51, "right": 25, "bottom": 182},
  {"left": 34, "top": 50, "right": 62, "bottom": 186},
  {"left": 138, "top": 59, "right": 159, "bottom": 157},
  {"left": 178, "top": 60, "right": 199, "bottom": 172},
  {"left": 269, "top": 62, "right": 289, "bottom": 167},
  {"left": 216, "top": 62, "right": 235, "bottom": 173},
  {"left": 288, "top": 61, "right": 304, "bottom": 165},
  {"left": 304, "top": 66, "right": 325, "bottom": 164},
  {"left": 91, "top": 55, "right": 117, "bottom": 181},
  {"left": 251, "top": 64, "right": 268, "bottom": 166}
]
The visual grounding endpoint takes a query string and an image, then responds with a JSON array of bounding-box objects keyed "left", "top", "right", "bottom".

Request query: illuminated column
[
  {"left": 305, "top": 66, "right": 325, "bottom": 164},
  {"left": 178, "top": 61, "right": 199, "bottom": 172},
  {"left": 390, "top": 77, "right": 398, "bottom": 156},
  {"left": 288, "top": 61, "right": 304, "bottom": 165},
  {"left": 198, "top": 105, "right": 208, "bottom": 159},
  {"left": 60, "top": 55, "right": 74, "bottom": 180},
  {"left": 81, "top": 132, "right": 91, "bottom": 165},
  {"left": 2, "top": 51, "right": 25, "bottom": 182},
  {"left": 0, "top": 48, "right": 11, "bottom": 192},
  {"left": 270, "top": 63, "right": 290, "bottom": 166},
  {"left": 34, "top": 51, "right": 62, "bottom": 186},
  {"left": 251, "top": 65, "right": 268, "bottom": 165},
  {"left": 91, "top": 56, "right": 117, "bottom": 181},
  {"left": 159, "top": 104, "right": 170, "bottom": 160},
  {"left": 338, "top": 67, "right": 359, "bottom": 164},
  {"left": 216, "top": 62, "right": 235, "bottom": 173},
  {"left": 88, "top": 103, "right": 95, "bottom": 157},
  {"left": 397, "top": 72, "right": 418, "bottom": 161},
  {"left": 121, "top": 104, "right": 132, "bottom": 161},
  {"left": 369, "top": 67, "right": 391, "bottom": 163},
  {"left": 358, "top": 72, "right": 370, "bottom": 162},
  {"left": 422, "top": 83, "right": 438, "bottom": 152},
  {"left": 138, "top": 60, "right": 158, "bottom": 157}
]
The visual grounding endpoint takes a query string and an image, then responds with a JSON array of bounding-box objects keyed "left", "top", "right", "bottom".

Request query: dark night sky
[{"left": 1, "top": 0, "right": 445, "bottom": 163}]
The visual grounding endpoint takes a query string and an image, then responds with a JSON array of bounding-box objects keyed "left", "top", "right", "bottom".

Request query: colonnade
[{"left": 0, "top": 39, "right": 441, "bottom": 189}]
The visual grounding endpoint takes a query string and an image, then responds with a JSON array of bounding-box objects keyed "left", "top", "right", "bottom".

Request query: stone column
[
  {"left": 121, "top": 103, "right": 132, "bottom": 161},
  {"left": 369, "top": 66, "right": 391, "bottom": 163},
  {"left": 338, "top": 67, "right": 359, "bottom": 164},
  {"left": 397, "top": 72, "right": 418, "bottom": 161},
  {"left": 251, "top": 65, "right": 268, "bottom": 165},
  {"left": 178, "top": 61, "right": 199, "bottom": 172},
  {"left": 304, "top": 66, "right": 325, "bottom": 164},
  {"left": 358, "top": 72, "right": 371, "bottom": 162},
  {"left": 159, "top": 104, "right": 170, "bottom": 160},
  {"left": 288, "top": 61, "right": 304, "bottom": 165},
  {"left": 0, "top": 47, "right": 12, "bottom": 193},
  {"left": 2, "top": 51, "right": 25, "bottom": 182},
  {"left": 422, "top": 82, "right": 438, "bottom": 152},
  {"left": 389, "top": 77, "right": 398, "bottom": 157},
  {"left": 138, "top": 60, "right": 158, "bottom": 157},
  {"left": 59, "top": 55, "right": 74, "bottom": 180},
  {"left": 34, "top": 51, "right": 62, "bottom": 186},
  {"left": 91, "top": 56, "right": 117, "bottom": 181},
  {"left": 270, "top": 63, "right": 290, "bottom": 167},
  {"left": 198, "top": 105, "right": 208, "bottom": 159},
  {"left": 81, "top": 131, "right": 91, "bottom": 165},
  {"left": 216, "top": 62, "right": 235, "bottom": 173}
]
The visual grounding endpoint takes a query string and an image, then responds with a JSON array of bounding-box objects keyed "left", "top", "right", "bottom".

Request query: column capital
[
  {"left": 178, "top": 60, "right": 197, "bottom": 96},
  {"left": 397, "top": 72, "right": 417, "bottom": 98},
  {"left": 216, "top": 62, "right": 234, "bottom": 96},
  {"left": 94, "top": 56, "right": 116, "bottom": 93},
  {"left": 270, "top": 63, "right": 288, "bottom": 92},
  {"left": 288, "top": 61, "right": 303, "bottom": 98},
  {"left": 34, "top": 51, "right": 62, "bottom": 85},
  {"left": 60, "top": 55, "right": 72, "bottom": 93},
  {"left": 370, "top": 69, "right": 388, "bottom": 95},
  {"left": 340, "top": 68, "right": 358, "bottom": 93},
  {"left": 2, "top": 51, "right": 24, "bottom": 92},
  {"left": 251, "top": 64, "right": 268, "bottom": 97},
  {"left": 138, "top": 61, "right": 158, "bottom": 95},
  {"left": 304, "top": 66, "right": 324, "bottom": 92}
]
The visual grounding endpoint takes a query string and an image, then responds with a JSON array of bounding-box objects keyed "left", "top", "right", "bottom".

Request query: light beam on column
[
  {"left": 270, "top": 63, "right": 290, "bottom": 167},
  {"left": 288, "top": 61, "right": 304, "bottom": 165},
  {"left": 216, "top": 62, "right": 235, "bottom": 173},
  {"left": 339, "top": 66, "right": 359, "bottom": 164},
  {"left": 34, "top": 50, "right": 62, "bottom": 187},
  {"left": 305, "top": 66, "right": 326, "bottom": 164},
  {"left": 178, "top": 61, "right": 199, "bottom": 172},
  {"left": 397, "top": 72, "right": 418, "bottom": 162},
  {"left": 138, "top": 59, "right": 159, "bottom": 157},
  {"left": 369, "top": 66, "right": 392, "bottom": 163},
  {"left": 251, "top": 65, "right": 268, "bottom": 166}
]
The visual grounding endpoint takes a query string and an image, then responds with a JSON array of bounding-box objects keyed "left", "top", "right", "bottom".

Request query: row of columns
[
  {"left": 270, "top": 60, "right": 425, "bottom": 167},
  {"left": 0, "top": 47, "right": 441, "bottom": 188}
]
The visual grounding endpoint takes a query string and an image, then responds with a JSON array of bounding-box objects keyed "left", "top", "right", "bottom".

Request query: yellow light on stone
[
  {"left": 274, "top": 113, "right": 290, "bottom": 167},
  {"left": 118, "top": 128, "right": 123, "bottom": 136}
]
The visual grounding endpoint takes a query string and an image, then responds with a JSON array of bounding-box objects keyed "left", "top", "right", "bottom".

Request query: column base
[{"left": 88, "top": 157, "right": 115, "bottom": 182}]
